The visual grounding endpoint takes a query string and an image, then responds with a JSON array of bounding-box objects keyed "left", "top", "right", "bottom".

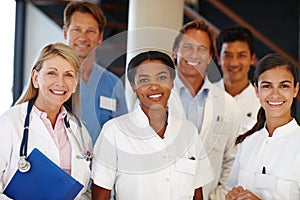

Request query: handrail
[
  {"left": 184, "top": 5, "right": 220, "bottom": 35},
  {"left": 184, "top": 2, "right": 300, "bottom": 66},
  {"left": 206, "top": 0, "right": 300, "bottom": 67},
  {"left": 184, "top": 1, "right": 300, "bottom": 100}
]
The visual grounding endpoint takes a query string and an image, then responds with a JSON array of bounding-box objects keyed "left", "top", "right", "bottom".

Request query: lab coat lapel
[
  {"left": 66, "top": 117, "right": 89, "bottom": 184},
  {"left": 27, "top": 109, "right": 60, "bottom": 164},
  {"left": 199, "top": 91, "right": 213, "bottom": 142},
  {"left": 199, "top": 85, "right": 225, "bottom": 155}
]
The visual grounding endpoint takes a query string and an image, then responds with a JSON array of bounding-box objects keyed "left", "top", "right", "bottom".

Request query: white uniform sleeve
[
  {"left": 91, "top": 123, "right": 117, "bottom": 190},
  {"left": 0, "top": 111, "right": 18, "bottom": 199},
  {"left": 226, "top": 143, "right": 242, "bottom": 190}
]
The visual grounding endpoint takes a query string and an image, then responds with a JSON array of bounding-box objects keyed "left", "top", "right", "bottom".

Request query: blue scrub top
[{"left": 80, "top": 63, "right": 128, "bottom": 145}]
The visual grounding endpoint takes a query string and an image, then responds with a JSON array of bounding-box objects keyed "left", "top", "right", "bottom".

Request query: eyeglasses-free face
[{"left": 131, "top": 60, "right": 174, "bottom": 113}]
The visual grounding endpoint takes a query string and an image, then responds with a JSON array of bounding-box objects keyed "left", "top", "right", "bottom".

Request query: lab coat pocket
[
  {"left": 202, "top": 127, "right": 226, "bottom": 156},
  {"left": 255, "top": 177, "right": 300, "bottom": 200},
  {"left": 213, "top": 118, "right": 224, "bottom": 134},
  {"left": 271, "top": 179, "right": 300, "bottom": 200},
  {"left": 175, "top": 157, "right": 197, "bottom": 198}
]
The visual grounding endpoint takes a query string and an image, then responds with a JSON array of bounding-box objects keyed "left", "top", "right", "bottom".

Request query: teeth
[
  {"left": 229, "top": 67, "right": 240, "bottom": 72},
  {"left": 268, "top": 101, "right": 283, "bottom": 106},
  {"left": 76, "top": 43, "right": 89, "bottom": 49},
  {"left": 187, "top": 61, "right": 199, "bottom": 66},
  {"left": 52, "top": 90, "right": 65, "bottom": 95},
  {"left": 149, "top": 94, "right": 162, "bottom": 98}
]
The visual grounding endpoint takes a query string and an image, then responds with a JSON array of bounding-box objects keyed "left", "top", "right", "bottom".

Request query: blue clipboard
[{"left": 4, "top": 148, "right": 83, "bottom": 199}]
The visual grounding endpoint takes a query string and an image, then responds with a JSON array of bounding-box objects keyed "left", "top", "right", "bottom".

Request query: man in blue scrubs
[{"left": 63, "top": 1, "right": 128, "bottom": 145}]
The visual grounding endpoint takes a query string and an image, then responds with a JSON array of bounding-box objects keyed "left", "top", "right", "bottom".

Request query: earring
[{"left": 34, "top": 83, "right": 39, "bottom": 89}]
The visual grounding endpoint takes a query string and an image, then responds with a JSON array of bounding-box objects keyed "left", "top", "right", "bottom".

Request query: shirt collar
[
  {"left": 262, "top": 119, "right": 298, "bottom": 138},
  {"left": 33, "top": 105, "right": 67, "bottom": 121},
  {"left": 175, "top": 74, "right": 210, "bottom": 96},
  {"left": 133, "top": 106, "right": 172, "bottom": 139},
  {"left": 132, "top": 106, "right": 150, "bottom": 127},
  {"left": 234, "top": 81, "right": 254, "bottom": 99},
  {"left": 133, "top": 105, "right": 171, "bottom": 126}
]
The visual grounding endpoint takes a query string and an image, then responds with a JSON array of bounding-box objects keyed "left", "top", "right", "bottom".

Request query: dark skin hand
[{"left": 92, "top": 182, "right": 111, "bottom": 200}]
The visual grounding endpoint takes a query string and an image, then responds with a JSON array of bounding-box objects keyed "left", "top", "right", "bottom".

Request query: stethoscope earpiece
[{"left": 18, "top": 156, "right": 31, "bottom": 173}]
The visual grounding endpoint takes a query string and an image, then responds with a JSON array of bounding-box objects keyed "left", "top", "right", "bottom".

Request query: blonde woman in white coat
[{"left": 0, "top": 43, "right": 92, "bottom": 199}]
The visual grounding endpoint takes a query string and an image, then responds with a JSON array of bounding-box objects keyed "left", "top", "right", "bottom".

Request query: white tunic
[
  {"left": 227, "top": 119, "right": 300, "bottom": 199},
  {"left": 92, "top": 106, "right": 214, "bottom": 200}
]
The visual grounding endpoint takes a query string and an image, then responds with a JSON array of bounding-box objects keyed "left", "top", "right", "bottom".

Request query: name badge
[
  {"left": 99, "top": 96, "right": 116, "bottom": 112},
  {"left": 254, "top": 172, "right": 276, "bottom": 190}
]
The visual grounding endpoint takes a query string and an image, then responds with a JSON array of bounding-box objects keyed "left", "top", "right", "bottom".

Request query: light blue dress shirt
[{"left": 175, "top": 76, "right": 209, "bottom": 133}]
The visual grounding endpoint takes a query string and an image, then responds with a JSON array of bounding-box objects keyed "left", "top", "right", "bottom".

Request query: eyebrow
[
  {"left": 223, "top": 50, "right": 248, "bottom": 54},
  {"left": 46, "top": 67, "right": 75, "bottom": 73},
  {"left": 137, "top": 74, "right": 149, "bottom": 78},
  {"left": 184, "top": 42, "right": 206, "bottom": 47},
  {"left": 137, "top": 71, "right": 169, "bottom": 77},
  {"left": 65, "top": 71, "right": 76, "bottom": 74},
  {"left": 157, "top": 71, "right": 169, "bottom": 76},
  {"left": 260, "top": 80, "right": 292, "bottom": 84}
]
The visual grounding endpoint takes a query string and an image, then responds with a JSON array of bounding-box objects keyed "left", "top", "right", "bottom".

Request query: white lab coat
[
  {"left": 127, "top": 79, "right": 242, "bottom": 200},
  {"left": 171, "top": 79, "right": 242, "bottom": 200},
  {"left": 0, "top": 102, "right": 92, "bottom": 200},
  {"left": 227, "top": 119, "right": 300, "bottom": 199}
]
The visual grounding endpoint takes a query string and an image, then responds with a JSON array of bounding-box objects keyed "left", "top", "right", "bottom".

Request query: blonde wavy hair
[{"left": 16, "top": 42, "right": 81, "bottom": 114}]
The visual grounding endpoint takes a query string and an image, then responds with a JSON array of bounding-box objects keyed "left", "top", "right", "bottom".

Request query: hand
[{"left": 225, "top": 186, "right": 261, "bottom": 200}]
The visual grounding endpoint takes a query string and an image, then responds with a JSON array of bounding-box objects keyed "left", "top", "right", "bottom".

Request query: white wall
[{"left": 24, "top": 2, "right": 65, "bottom": 83}]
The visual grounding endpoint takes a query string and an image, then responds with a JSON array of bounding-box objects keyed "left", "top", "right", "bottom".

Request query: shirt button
[
  {"left": 165, "top": 178, "right": 169, "bottom": 182},
  {"left": 163, "top": 155, "right": 167, "bottom": 159},
  {"left": 265, "top": 140, "right": 268, "bottom": 144}
]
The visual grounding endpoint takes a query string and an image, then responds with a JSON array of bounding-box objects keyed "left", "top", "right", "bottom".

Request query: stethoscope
[{"left": 18, "top": 98, "right": 93, "bottom": 173}]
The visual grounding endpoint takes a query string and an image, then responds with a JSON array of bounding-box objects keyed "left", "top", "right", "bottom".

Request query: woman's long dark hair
[{"left": 235, "top": 53, "right": 298, "bottom": 145}]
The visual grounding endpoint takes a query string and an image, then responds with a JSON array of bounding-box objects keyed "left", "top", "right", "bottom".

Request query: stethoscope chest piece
[{"left": 18, "top": 156, "right": 31, "bottom": 173}]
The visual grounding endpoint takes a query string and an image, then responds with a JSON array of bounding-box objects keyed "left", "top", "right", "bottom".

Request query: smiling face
[
  {"left": 131, "top": 60, "right": 174, "bottom": 113},
  {"left": 255, "top": 66, "right": 299, "bottom": 123},
  {"left": 32, "top": 55, "right": 78, "bottom": 111},
  {"left": 219, "top": 40, "right": 255, "bottom": 84},
  {"left": 63, "top": 11, "right": 103, "bottom": 62},
  {"left": 174, "top": 28, "right": 212, "bottom": 78}
]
